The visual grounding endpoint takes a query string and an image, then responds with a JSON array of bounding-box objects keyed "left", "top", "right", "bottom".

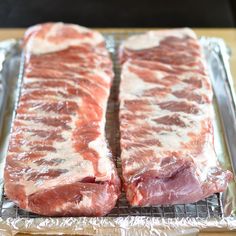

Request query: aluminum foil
[
  {"left": 0, "top": 216, "right": 236, "bottom": 235},
  {"left": 0, "top": 33, "right": 235, "bottom": 235},
  {"left": 0, "top": 39, "right": 19, "bottom": 139}
]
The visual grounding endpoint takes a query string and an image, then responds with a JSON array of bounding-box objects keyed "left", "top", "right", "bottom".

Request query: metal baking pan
[
  {"left": 0, "top": 39, "right": 19, "bottom": 140},
  {"left": 0, "top": 32, "right": 235, "bottom": 235}
]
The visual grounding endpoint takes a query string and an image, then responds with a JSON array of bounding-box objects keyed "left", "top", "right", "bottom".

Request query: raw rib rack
[{"left": 0, "top": 32, "right": 224, "bottom": 219}]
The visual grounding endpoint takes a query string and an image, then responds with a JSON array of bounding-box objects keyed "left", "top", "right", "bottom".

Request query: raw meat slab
[
  {"left": 119, "top": 29, "right": 232, "bottom": 206},
  {"left": 4, "top": 23, "right": 120, "bottom": 216}
]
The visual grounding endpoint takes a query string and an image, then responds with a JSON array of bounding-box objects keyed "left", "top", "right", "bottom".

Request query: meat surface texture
[
  {"left": 119, "top": 28, "right": 233, "bottom": 206},
  {"left": 4, "top": 23, "right": 120, "bottom": 216}
]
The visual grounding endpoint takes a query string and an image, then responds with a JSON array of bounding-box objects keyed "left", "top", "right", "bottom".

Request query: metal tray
[
  {"left": 0, "top": 39, "right": 19, "bottom": 139},
  {"left": 0, "top": 32, "right": 235, "bottom": 235}
]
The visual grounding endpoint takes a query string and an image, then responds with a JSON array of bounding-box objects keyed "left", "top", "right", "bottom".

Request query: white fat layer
[
  {"left": 26, "top": 23, "right": 104, "bottom": 55},
  {"left": 119, "top": 62, "right": 156, "bottom": 96},
  {"left": 24, "top": 75, "right": 110, "bottom": 90},
  {"left": 119, "top": 61, "right": 212, "bottom": 100},
  {"left": 129, "top": 188, "right": 143, "bottom": 206},
  {"left": 88, "top": 137, "right": 114, "bottom": 182},
  {"left": 54, "top": 194, "right": 92, "bottom": 213},
  {"left": 79, "top": 194, "right": 92, "bottom": 208},
  {"left": 123, "top": 28, "right": 197, "bottom": 50}
]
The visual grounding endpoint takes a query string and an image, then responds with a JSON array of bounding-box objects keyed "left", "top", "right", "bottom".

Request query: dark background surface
[{"left": 0, "top": 0, "right": 235, "bottom": 28}]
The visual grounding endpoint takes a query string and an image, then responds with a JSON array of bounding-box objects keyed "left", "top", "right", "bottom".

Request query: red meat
[
  {"left": 119, "top": 28, "right": 232, "bottom": 206},
  {"left": 4, "top": 23, "right": 120, "bottom": 216}
]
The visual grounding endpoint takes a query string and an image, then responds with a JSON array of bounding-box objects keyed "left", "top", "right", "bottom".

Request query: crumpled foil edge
[{"left": 0, "top": 216, "right": 236, "bottom": 235}]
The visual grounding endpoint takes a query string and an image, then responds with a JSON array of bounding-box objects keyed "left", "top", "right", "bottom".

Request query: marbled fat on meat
[
  {"left": 4, "top": 23, "right": 120, "bottom": 216},
  {"left": 119, "top": 28, "right": 233, "bottom": 206}
]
